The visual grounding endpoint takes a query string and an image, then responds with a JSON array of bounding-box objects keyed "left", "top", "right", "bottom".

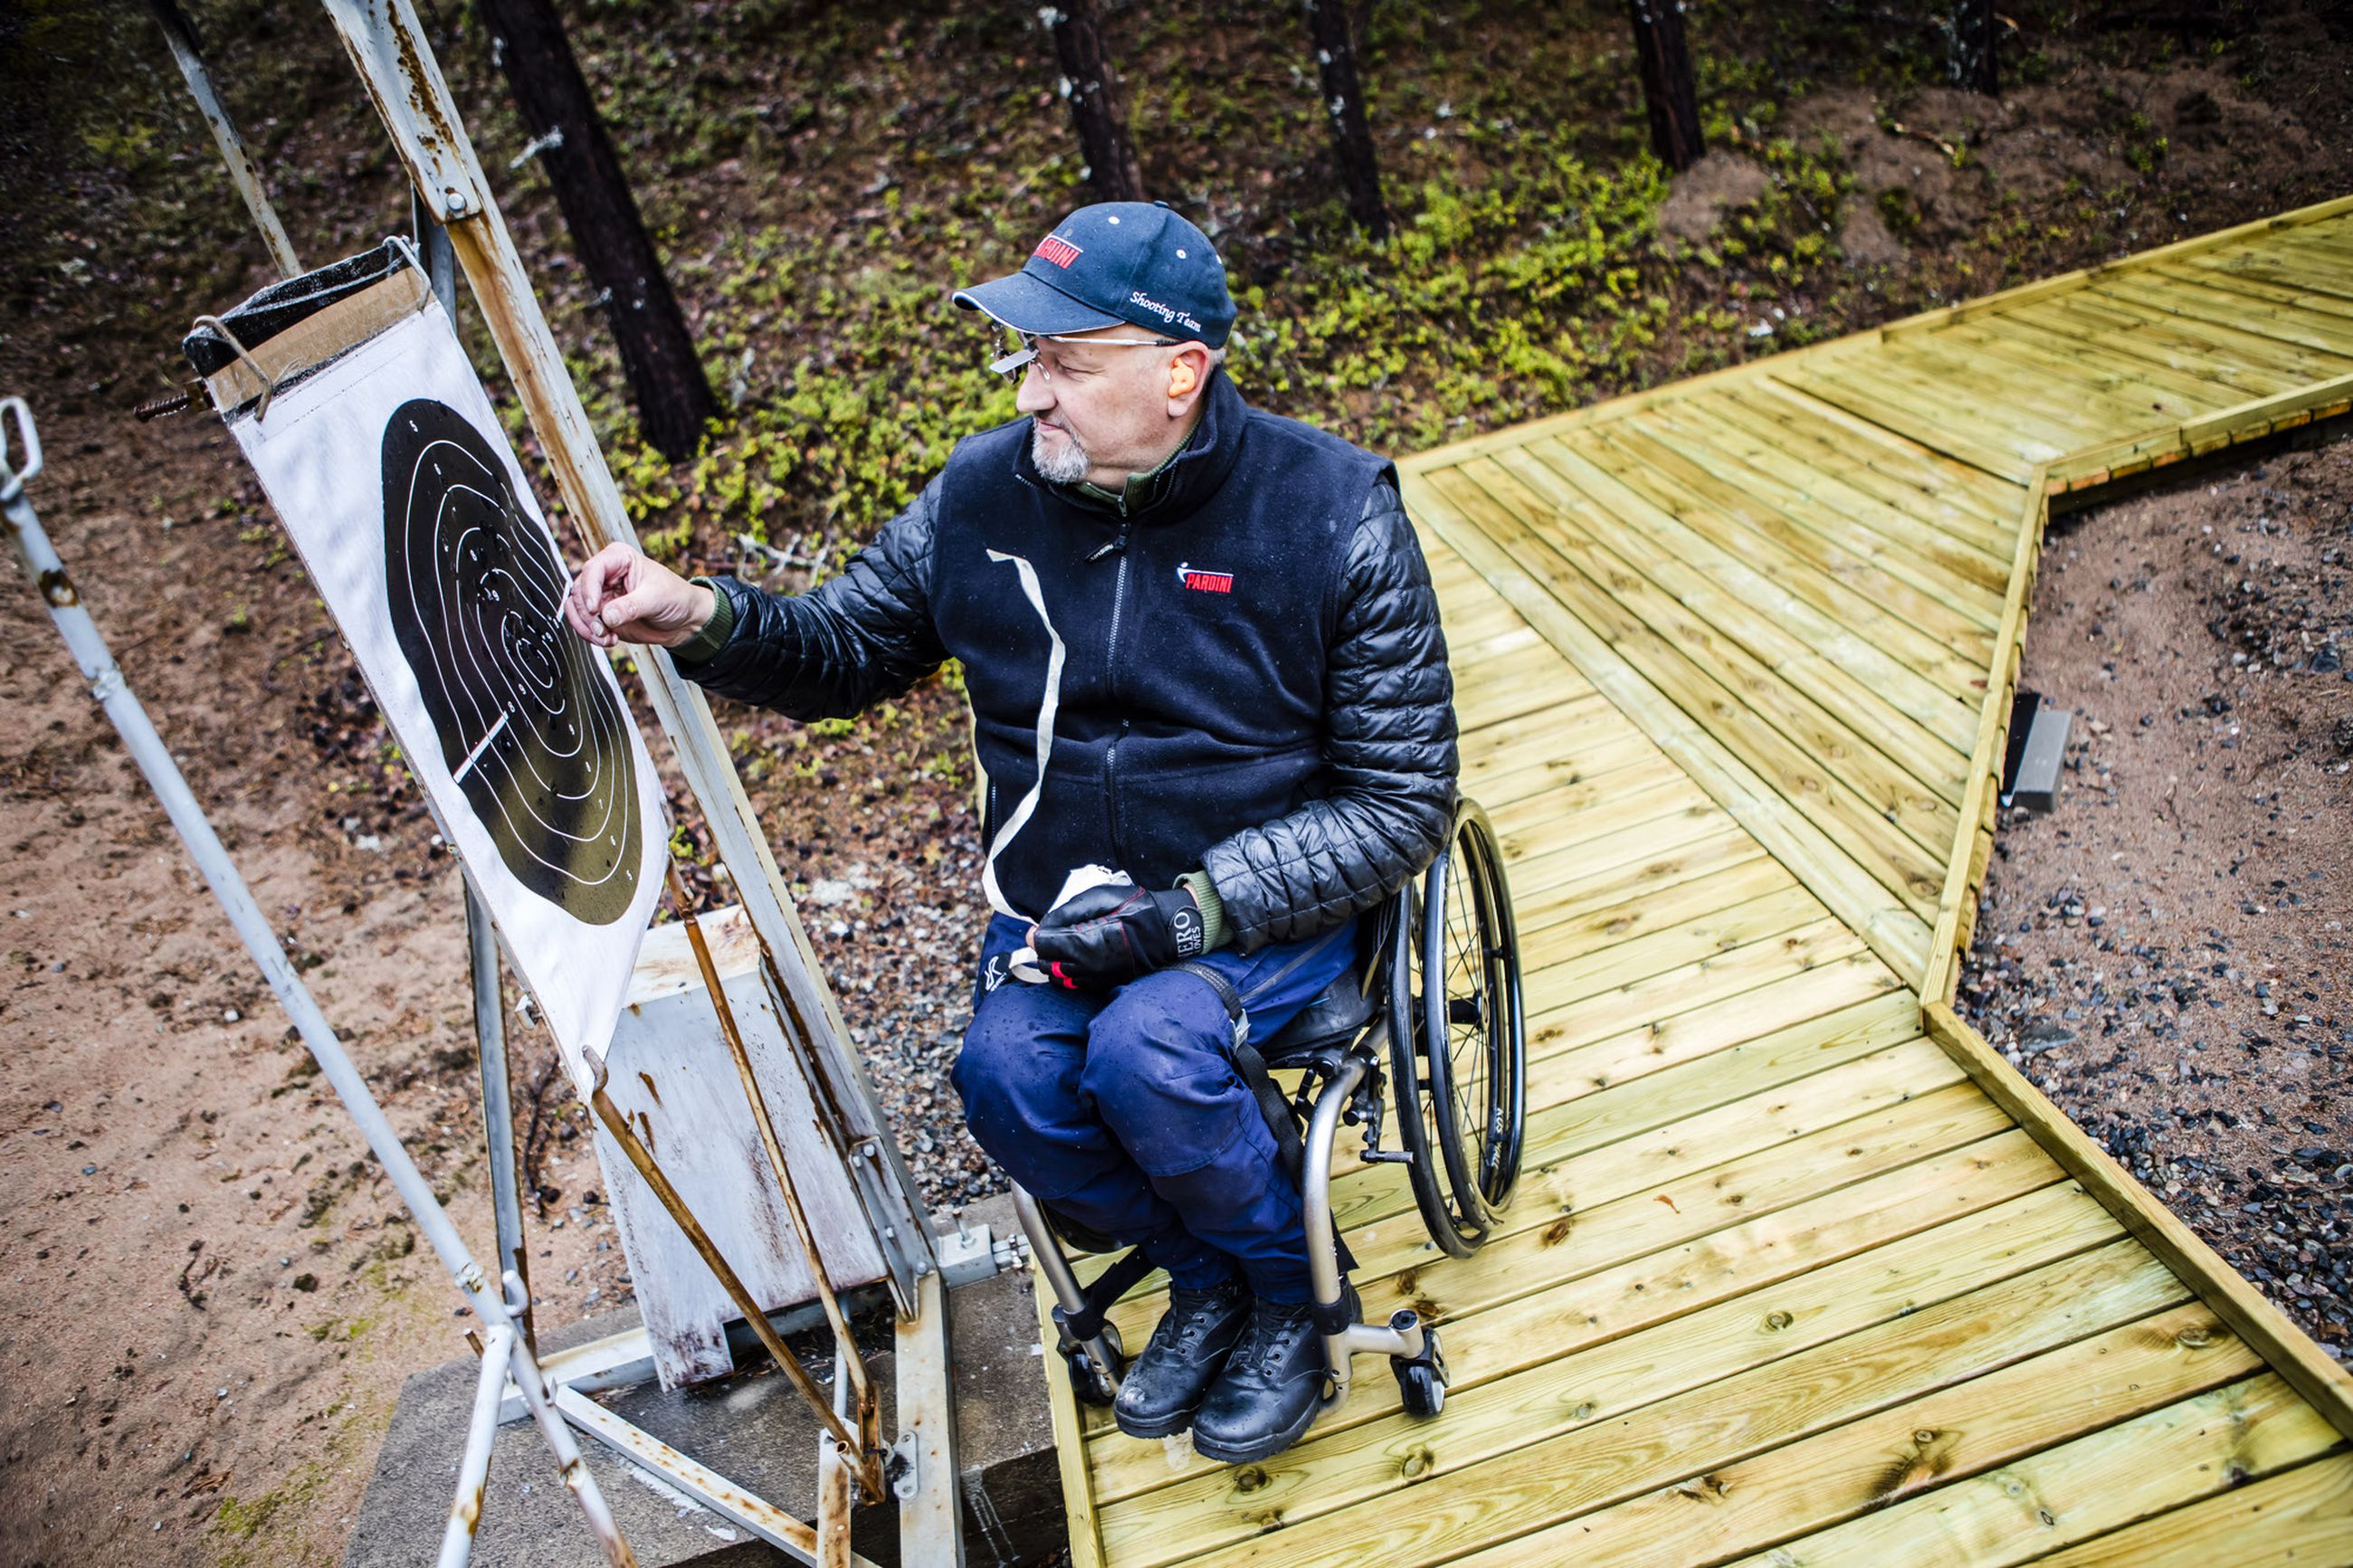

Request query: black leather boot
[
  {"left": 1112, "top": 1278, "right": 1253, "bottom": 1440},
  {"left": 1188, "top": 1284, "right": 1351, "bottom": 1464}
]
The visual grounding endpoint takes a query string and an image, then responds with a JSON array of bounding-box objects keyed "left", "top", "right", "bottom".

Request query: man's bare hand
[{"left": 564, "top": 542, "right": 716, "bottom": 651}]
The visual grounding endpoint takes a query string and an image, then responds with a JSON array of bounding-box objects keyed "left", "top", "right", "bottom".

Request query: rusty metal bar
[
  {"left": 587, "top": 1085, "right": 863, "bottom": 1461},
  {"left": 145, "top": 0, "right": 302, "bottom": 279},
  {"left": 665, "top": 863, "right": 884, "bottom": 1499}
]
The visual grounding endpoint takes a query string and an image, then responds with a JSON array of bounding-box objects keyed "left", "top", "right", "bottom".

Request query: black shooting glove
[{"left": 1031, "top": 881, "right": 1206, "bottom": 992}]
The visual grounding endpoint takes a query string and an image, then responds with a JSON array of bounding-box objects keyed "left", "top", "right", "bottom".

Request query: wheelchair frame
[{"left": 1013, "top": 797, "right": 1524, "bottom": 1431}]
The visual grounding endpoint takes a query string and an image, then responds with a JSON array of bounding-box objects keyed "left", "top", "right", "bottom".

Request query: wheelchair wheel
[
  {"left": 1393, "top": 1326, "right": 1449, "bottom": 1419},
  {"left": 1388, "top": 800, "right": 1526, "bottom": 1257},
  {"left": 1058, "top": 1322, "right": 1124, "bottom": 1408},
  {"left": 1425, "top": 800, "right": 1527, "bottom": 1221}
]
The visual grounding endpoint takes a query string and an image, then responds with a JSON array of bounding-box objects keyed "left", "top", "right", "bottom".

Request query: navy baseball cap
[{"left": 954, "top": 202, "right": 1236, "bottom": 348}]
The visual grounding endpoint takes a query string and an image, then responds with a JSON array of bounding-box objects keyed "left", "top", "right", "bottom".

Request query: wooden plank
[
  {"left": 2003, "top": 295, "right": 2305, "bottom": 398},
  {"left": 1573, "top": 420, "right": 2008, "bottom": 642},
  {"left": 1413, "top": 466, "right": 1934, "bottom": 984},
  {"left": 1452, "top": 639, "right": 1593, "bottom": 731},
  {"left": 2091, "top": 271, "right": 2353, "bottom": 362},
  {"left": 1769, "top": 359, "right": 2057, "bottom": 480},
  {"left": 1438, "top": 1304, "right": 2262, "bottom": 1568},
  {"left": 891, "top": 1269, "right": 965, "bottom": 1566},
  {"left": 1920, "top": 473, "right": 2047, "bottom": 1008},
  {"left": 1513, "top": 831, "right": 1777, "bottom": 942},
  {"left": 1492, "top": 440, "right": 1983, "bottom": 773},
  {"left": 1933, "top": 312, "right": 2269, "bottom": 412},
  {"left": 1486, "top": 771, "right": 1715, "bottom": 863},
  {"left": 1625, "top": 401, "right": 2015, "bottom": 585},
  {"left": 1499, "top": 801, "right": 1742, "bottom": 900},
  {"left": 1096, "top": 1222, "right": 2159, "bottom": 1563},
  {"left": 1462, "top": 727, "right": 1663, "bottom": 810},
  {"left": 1325, "top": 1001, "right": 1936, "bottom": 1255},
  {"left": 1725, "top": 378, "right": 2025, "bottom": 519},
  {"left": 1922, "top": 1002, "right": 2353, "bottom": 1443},
  {"left": 2020, "top": 290, "right": 2340, "bottom": 386},
  {"left": 1869, "top": 193, "right": 2353, "bottom": 337},
  {"left": 1871, "top": 338, "right": 2153, "bottom": 449},
  {"left": 1424, "top": 467, "right": 1950, "bottom": 930},
  {"left": 2048, "top": 373, "right": 2353, "bottom": 490},
  {"left": 2024, "top": 1450, "right": 2353, "bottom": 1567},
  {"left": 1034, "top": 1250, "right": 1108, "bottom": 1568},
  {"left": 1526, "top": 918, "right": 1872, "bottom": 1064},
  {"left": 1522, "top": 880, "right": 1830, "bottom": 995},
  {"left": 1099, "top": 1130, "right": 2072, "bottom": 1480},
  {"left": 1720, "top": 1374, "right": 2340, "bottom": 1567},
  {"left": 1658, "top": 390, "right": 2017, "bottom": 558},
  {"left": 1165, "top": 1177, "right": 2192, "bottom": 1568}
]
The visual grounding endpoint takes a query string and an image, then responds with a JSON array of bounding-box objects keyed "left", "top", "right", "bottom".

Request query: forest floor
[{"left": 0, "top": 1, "right": 2348, "bottom": 1563}]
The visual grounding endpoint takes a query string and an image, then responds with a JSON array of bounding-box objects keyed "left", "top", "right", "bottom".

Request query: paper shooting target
[{"left": 381, "top": 398, "right": 643, "bottom": 926}]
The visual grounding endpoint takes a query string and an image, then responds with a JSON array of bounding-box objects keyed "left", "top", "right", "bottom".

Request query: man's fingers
[
  {"left": 576, "top": 543, "right": 634, "bottom": 618},
  {"left": 599, "top": 586, "right": 655, "bottom": 632}
]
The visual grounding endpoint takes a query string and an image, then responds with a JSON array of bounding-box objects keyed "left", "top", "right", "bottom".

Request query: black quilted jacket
[{"left": 678, "top": 369, "right": 1458, "bottom": 951}]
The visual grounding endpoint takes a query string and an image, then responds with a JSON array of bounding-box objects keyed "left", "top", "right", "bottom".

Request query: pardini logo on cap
[
  {"left": 1176, "top": 562, "right": 1233, "bottom": 594},
  {"left": 1034, "top": 234, "right": 1083, "bottom": 269}
]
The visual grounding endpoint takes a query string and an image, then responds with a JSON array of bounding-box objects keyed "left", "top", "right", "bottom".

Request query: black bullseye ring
[{"left": 382, "top": 398, "right": 642, "bottom": 925}]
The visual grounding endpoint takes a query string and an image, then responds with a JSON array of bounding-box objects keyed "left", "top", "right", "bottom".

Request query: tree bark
[
  {"left": 1625, "top": 0, "right": 1704, "bottom": 173},
  {"left": 1305, "top": 0, "right": 1389, "bottom": 239},
  {"left": 475, "top": 0, "right": 717, "bottom": 461},
  {"left": 1952, "top": 0, "right": 1999, "bottom": 96},
  {"left": 1048, "top": 0, "right": 1148, "bottom": 204}
]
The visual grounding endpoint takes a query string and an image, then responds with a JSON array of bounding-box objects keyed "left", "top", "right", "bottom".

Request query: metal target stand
[{"left": 9, "top": 4, "right": 985, "bottom": 1563}]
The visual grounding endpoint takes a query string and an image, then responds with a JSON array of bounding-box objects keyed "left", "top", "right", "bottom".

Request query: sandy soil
[{"left": 1956, "top": 432, "right": 2353, "bottom": 1360}]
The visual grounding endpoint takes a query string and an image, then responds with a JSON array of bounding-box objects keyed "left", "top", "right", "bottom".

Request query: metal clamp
[
  {"left": 190, "top": 313, "right": 280, "bottom": 422},
  {"left": 0, "top": 396, "right": 42, "bottom": 504}
]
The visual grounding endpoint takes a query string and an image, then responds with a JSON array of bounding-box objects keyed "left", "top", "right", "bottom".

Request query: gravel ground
[{"left": 1955, "top": 430, "right": 2353, "bottom": 1361}]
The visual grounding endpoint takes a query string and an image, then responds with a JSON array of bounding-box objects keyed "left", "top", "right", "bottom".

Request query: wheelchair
[{"left": 1013, "top": 797, "right": 1528, "bottom": 1430}]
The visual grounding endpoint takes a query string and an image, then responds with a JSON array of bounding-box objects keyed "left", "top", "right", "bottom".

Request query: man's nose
[{"left": 1014, "top": 364, "right": 1055, "bottom": 417}]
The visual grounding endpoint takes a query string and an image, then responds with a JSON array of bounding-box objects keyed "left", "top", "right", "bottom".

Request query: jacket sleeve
[
  {"left": 676, "top": 476, "right": 948, "bottom": 720},
  {"left": 1199, "top": 480, "right": 1459, "bottom": 949}
]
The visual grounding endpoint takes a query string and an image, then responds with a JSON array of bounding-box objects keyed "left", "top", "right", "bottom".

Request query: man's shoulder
[{"left": 1237, "top": 399, "right": 1389, "bottom": 482}]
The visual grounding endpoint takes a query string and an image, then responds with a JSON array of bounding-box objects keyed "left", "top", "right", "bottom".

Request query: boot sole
[
  {"left": 1189, "top": 1390, "right": 1323, "bottom": 1465},
  {"left": 1113, "top": 1404, "right": 1199, "bottom": 1440}
]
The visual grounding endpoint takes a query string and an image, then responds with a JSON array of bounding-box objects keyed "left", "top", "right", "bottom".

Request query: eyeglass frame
[{"left": 989, "top": 330, "right": 1183, "bottom": 382}]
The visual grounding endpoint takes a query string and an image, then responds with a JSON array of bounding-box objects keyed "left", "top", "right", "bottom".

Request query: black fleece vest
[{"left": 934, "top": 371, "right": 1392, "bottom": 922}]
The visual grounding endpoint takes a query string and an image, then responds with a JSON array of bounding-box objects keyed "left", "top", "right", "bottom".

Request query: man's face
[{"left": 1014, "top": 327, "right": 1194, "bottom": 488}]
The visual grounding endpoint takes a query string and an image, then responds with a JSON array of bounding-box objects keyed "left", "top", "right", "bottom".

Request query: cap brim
[{"left": 952, "top": 270, "right": 1127, "bottom": 337}]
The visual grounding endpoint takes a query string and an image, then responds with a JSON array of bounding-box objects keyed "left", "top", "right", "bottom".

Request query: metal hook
[
  {"left": 0, "top": 396, "right": 43, "bottom": 505},
  {"left": 190, "top": 313, "right": 280, "bottom": 423}
]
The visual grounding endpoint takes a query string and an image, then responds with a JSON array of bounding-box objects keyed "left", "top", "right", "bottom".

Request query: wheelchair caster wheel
[
  {"left": 1059, "top": 1324, "right": 1125, "bottom": 1408},
  {"left": 1394, "top": 1326, "right": 1448, "bottom": 1419}
]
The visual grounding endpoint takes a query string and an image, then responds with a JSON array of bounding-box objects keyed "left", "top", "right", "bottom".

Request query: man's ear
[{"left": 1167, "top": 343, "right": 1214, "bottom": 410}]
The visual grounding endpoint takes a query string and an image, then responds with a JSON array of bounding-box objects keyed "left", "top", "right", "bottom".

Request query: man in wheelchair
[{"left": 563, "top": 202, "right": 1459, "bottom": 1464}]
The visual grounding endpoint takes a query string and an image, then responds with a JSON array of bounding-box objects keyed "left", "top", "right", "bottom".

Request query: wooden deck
[{"left": 1040, "top": 196, "right": 2353, "bottom": 1567}]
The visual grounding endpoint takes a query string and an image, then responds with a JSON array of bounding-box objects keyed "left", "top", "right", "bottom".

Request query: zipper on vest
[{"left": 1105, "top": 717, "right": 1130, "bottom": 866}]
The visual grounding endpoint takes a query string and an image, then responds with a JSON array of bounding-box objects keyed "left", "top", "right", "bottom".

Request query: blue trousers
[{"left": 952, "top": 914, "right": 1358, "bottom": 1304}]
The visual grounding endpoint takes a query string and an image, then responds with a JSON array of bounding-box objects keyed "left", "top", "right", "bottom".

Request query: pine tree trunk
[
  {"left": 1049, "top": 0, "right": 1148, "bottom": 204},
  {"left": 475, "top": 0, "right": 717, "bottom": 461},
  {"left": 1952, "top": 0, "right": 1999, "bottom": 96},
  {"left": 1305, "top": 0, "right": 1389, "bottom": 238},
  {"left": 1626, "top": 0, "right": 1704, "bottom": 173}
]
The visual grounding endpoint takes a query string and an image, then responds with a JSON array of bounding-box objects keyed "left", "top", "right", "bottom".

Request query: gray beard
[{"left": 1029, "top": 420, "right": 1091, "bottom": 484}]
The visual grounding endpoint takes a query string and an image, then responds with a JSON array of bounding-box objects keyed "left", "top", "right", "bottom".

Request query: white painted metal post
[
  {"left": 438, "top": 1322, "right": 515, "bottom": 1568},
  {"left": 145, "top": 0, "right": 303, "bottom": 279},
  {"left": 0, "top": 398, "right": 636, "bottom": 1568}
]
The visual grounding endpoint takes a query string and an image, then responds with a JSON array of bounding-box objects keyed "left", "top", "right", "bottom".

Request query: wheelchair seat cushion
[{"left": 1253, "top": 973, "right": 1377, "bottom": 1067}]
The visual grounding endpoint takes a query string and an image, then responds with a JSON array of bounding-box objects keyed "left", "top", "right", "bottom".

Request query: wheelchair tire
[
  {"left": 1394, "top": 1327, "right": 1447, "bottom": 1419},
  {"left": 1424, "top": 800, "right": 1528, "bottom": 1222},
  {"left": 1388, "top": 801, "right": 1528, "bottom": 1258},
  {"left": 1386, "top": 879, "right": 1479, "bottom": 1258},
  {"left": 1059, "top": 1322, "right": 1124, "bottom": 1408}
]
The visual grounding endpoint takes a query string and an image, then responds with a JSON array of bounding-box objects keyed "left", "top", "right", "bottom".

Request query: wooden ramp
[{"left": 1040, "top": 196, "right": 2353, "bottom": 1567}]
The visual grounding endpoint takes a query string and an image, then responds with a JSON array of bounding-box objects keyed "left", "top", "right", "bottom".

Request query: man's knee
[
  {"left": 1080, "top": 975, "right": 1250, "bottom": 1176},
  {"left": 952, "top": 995, "right": 1075, "bottom": 1151}
]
